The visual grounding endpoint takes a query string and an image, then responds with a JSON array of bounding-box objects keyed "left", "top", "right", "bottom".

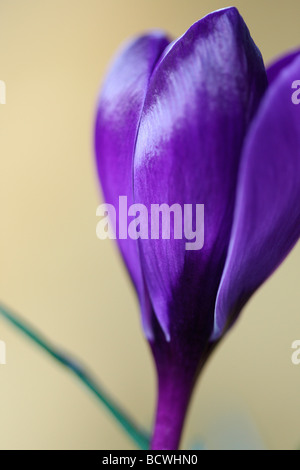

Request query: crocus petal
[
  {"left": 267, "top": 49, "right": 300, "bottom": 84},
  {"left": 94, "top": 32, "right": 169, "bottom": 334},
  {"left": 133, "top": 7, "right": 267, "bottom": 341},
  {"left": 213, "top": 55, "right": 300, "bottom": 339}
]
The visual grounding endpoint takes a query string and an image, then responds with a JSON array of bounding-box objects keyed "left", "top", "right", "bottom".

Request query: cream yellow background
[{"left": 0, "top": 0, "right": 299, "bottom": 450}]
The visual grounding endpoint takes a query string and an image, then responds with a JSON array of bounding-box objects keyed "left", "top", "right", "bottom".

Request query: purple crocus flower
[{"left": 94, "top": 7, "right": 300, "bottom": 450}]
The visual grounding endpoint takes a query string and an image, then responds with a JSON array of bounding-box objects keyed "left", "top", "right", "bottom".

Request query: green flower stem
[{"left": 0, "top": 302, "right": 149, "bottom": 450}]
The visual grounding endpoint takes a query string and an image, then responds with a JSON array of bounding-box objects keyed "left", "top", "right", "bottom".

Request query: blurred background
[{"left": 0, "top": 0, "right": 299, "bottom": 450}]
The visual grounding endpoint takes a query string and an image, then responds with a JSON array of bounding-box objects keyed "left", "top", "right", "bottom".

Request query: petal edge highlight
[
  {"left": 214, "top": 55, "right": 300, "bottom": 339},
  {"left": 94, "top": 32, "right": 170, "bottom": 337},
  {"left": 133, "top": 7, "right": 267, "bottom": 340}
]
